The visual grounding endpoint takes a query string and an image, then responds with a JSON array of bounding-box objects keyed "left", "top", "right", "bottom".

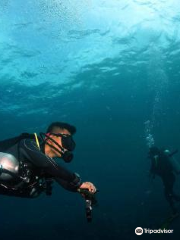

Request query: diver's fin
[{"left": 160, "top": 212, "right": 179, "bottom": 230}]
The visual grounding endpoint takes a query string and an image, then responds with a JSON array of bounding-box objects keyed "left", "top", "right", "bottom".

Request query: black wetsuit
[
  {"left": 150, "top": 152, "right": 180, "bottom": 213},
  {"left": 0, "top": 138, "right": 81, "bottom": 198}
]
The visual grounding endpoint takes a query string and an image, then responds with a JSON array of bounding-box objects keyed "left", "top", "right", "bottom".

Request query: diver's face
[{"left": 50, "top": 129, "right": 71, "bottom": 158}]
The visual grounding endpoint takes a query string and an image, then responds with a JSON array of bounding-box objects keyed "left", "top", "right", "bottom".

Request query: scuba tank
[
  {"left": 0, "top": 152, "right": 19, "bottom": 181},
  {"left": 0, "top": 133, "right": 38, "bottom": 182}
]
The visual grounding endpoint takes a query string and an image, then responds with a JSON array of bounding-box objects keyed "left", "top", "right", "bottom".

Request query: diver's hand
[{"left": 79, "top": 182, "right": 97, "bottom": 193}]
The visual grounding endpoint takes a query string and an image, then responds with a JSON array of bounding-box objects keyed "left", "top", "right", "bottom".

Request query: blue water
[{"left": 1, "top": 0, "right": 180, "bottom": 239}]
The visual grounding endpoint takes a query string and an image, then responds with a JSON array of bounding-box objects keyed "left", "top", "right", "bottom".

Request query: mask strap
[{"left": 40, "top": 132, "right": 65, "bottom": 153}]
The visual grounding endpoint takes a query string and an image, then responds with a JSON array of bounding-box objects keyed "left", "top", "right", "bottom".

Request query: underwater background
[{"left": 1, "top": 0, "right": 180, "bottom": 239}]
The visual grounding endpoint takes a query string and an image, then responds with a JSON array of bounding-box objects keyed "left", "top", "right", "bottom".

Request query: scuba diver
[
  {"left": 148, "top": 146, "right": 180, "bottom": 214},
  {"left": 0, "top": 122, "right": 97, "bottom": 220}
]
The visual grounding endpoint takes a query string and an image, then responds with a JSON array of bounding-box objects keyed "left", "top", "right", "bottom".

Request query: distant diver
[
  {"left": 0, "top": 122, "right": 98, "bottom": 221},
  {"left": 148, "top": 147, "right": 180, "bottom": 214}
]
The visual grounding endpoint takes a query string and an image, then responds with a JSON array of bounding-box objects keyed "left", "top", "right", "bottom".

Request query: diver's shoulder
[{"left": 20, "top": 138, "right": 37, "bottom": 148}]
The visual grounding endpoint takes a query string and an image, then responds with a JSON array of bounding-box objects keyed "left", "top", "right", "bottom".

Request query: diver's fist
[{"left": 79, "top": 182, "right": 96, "bottom": 193}]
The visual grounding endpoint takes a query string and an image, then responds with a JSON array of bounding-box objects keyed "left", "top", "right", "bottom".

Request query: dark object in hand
[{"left": 78, "top": 188, "right": 99, "bottom": 222}]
